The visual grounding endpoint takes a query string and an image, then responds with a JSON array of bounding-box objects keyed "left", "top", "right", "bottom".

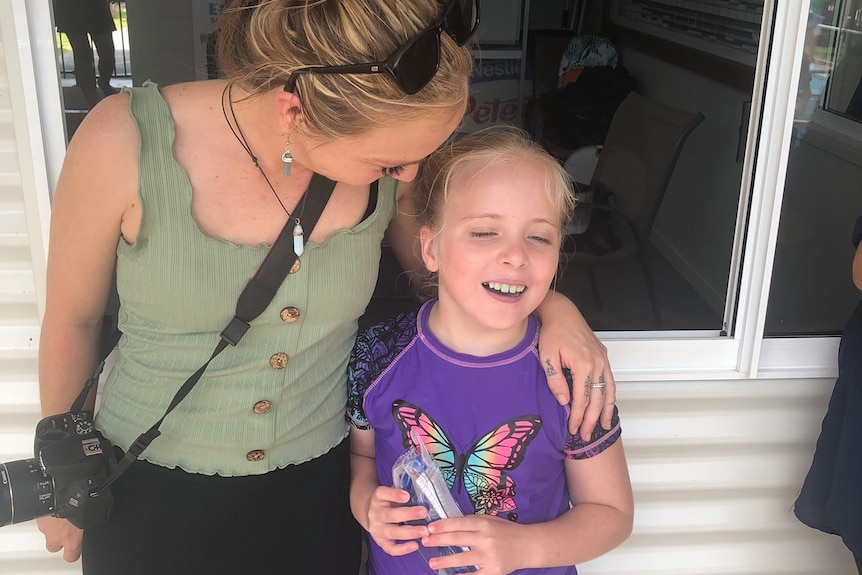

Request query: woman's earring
[{"left": 282, "top": 136, "right": 293, "bottom": 176}]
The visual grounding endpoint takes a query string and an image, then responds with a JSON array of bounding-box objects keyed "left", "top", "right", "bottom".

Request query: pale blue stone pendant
[
  {"left": 293, "top": 221, "right": 304, "bottom": 256},
  {"left": 282, "top": 151, "right": 293, "bottom": 176}
]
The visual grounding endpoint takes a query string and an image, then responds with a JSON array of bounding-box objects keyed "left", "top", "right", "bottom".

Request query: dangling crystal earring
[{"left": 282, "top": 136, "right": 293, "bottom": 176}]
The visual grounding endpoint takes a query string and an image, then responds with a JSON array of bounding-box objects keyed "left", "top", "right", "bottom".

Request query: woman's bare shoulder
[
  {"left": 67, "top": 91, "right": 136, "bottom": 154},
  {"left": 59, "top": 92, "right": 139, "bottom": 214}
]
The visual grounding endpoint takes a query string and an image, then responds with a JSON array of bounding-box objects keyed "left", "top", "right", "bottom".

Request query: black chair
[{"left": 562, "top": 92, "right": 705, "bottom": 328}]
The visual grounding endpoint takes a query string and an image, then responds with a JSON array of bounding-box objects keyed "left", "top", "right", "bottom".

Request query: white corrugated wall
[
  {"left": 0, "top": 0, "right": 77, "bottom": 572},
  {"left": 584, "top": 378, "right": 856, "bottom": 575},
  {"left": 0, "top": 1, "right": 858, "bottom": 574}
]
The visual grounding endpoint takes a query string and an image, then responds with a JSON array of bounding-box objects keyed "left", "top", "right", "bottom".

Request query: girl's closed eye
[
  {"left": 470, "top": 230, "right": 497, "bottom": 239},
  {"left": 529, "top": 234, "right": 555, "bottom": 245}
]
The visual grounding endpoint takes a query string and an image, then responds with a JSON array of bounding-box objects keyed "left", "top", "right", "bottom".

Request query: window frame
[
  {"left": 811, "top": 105, "right": 862, "bottom": 139},
  {"left": 24, "top": 0, "right": 67, "bottom": 196},
  {"left": 818, "top": 5, "right": 862, "bottom": 123},
  {"left": 26, "top": 0, "right": 835, "bottom": 382}
]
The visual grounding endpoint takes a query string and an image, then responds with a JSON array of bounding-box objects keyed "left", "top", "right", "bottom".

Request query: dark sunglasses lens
[
  {"left": 446, "top": 0, "right": 478, "bottom": 45},
  {"left": 395, "top": 29, "right": 441, "bottom": 94}
]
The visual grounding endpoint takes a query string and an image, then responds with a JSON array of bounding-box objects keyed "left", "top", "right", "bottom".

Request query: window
[
  {"left": 33, "top": 0, "right": 835, "bottom": 377},
  {"left": 819, "top": 0, "right": 862, "bottom": 123},
  {"left": 765, "top": 0, "right": 862, "bottom": 337}
]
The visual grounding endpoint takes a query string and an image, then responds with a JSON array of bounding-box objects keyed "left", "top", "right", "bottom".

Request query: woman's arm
[
  {"left": 384, "top": 178, "right": 425, "bottom": 288},
  {"left": 534, "top": 291, "right": 616, "bottom": 439},
  {"left": 37, "top": 93, "right": 139, "bottom": 562},
  {"left": 39, "top": 93, "right": 138, "bottom": 417}
]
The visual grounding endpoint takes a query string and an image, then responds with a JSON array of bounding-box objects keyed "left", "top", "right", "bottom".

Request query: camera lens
[{"left": 0, "top": 459, "right": 55, "bottom": 527}]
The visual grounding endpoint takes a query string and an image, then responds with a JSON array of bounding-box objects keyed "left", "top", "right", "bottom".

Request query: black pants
[{"left": 82, "top": 440, "right": 361, "bottom": 574}]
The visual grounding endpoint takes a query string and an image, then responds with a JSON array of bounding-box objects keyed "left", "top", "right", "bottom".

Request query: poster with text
[{"left": 192, "top": 0, "right": 225, "bottom": 79}]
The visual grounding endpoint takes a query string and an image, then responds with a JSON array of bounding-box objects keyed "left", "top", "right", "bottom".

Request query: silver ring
[{"left": 589, "top": 383, "right": 606, "bottom": 389}]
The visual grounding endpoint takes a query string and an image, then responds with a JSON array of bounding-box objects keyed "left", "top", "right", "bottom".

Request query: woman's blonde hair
[
  {"left": 217, "top": 0, "right": 474, "bottom": 138},
  {"left": 415, "top": 126, "right": 575, "bottom": 235}
]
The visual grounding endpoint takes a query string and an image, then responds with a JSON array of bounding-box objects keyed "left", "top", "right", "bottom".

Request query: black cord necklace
[{"left": 221, "top": 82, "right": 307, "bottom": 255}]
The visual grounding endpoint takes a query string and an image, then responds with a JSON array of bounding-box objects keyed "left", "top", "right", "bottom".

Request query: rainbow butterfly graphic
[{"left": 392, "top": 400, "right": 542, "bottom": 516}]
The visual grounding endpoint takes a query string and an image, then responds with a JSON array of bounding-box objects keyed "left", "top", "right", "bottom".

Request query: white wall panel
[
  {"left": 0, "top": 1, "right": 77, "bottom": 573},
  {"left": 576, "top": 379, "right": 857, "bottom": 574}
]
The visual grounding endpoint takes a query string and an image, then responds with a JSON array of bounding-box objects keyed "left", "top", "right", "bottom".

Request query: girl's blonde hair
[
  {"left": 413, "top": 126, "right": 575, "bottom": 300},
  {"left": 217, "top": 0, "right": 474, "bottom": 138},
  {"left": 415, "top": 126, "right": 575, "bottom": 235}
]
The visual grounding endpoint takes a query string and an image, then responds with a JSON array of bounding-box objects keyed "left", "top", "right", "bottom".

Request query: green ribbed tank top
[{"left": 95, "top": 82, "right": 397, "bottom": 475}]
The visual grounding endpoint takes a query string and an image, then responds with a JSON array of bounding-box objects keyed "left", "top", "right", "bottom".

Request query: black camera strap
[
  {"left": 70, "top": 316, "right": 123, "bottom": 414},
  {"left": 93, "top": 173, "right": 337, "bottom": 495}
]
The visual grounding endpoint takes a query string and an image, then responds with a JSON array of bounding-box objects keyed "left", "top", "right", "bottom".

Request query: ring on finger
[{"left": 589, "top": 383, "right": 606, "bottom": 389}]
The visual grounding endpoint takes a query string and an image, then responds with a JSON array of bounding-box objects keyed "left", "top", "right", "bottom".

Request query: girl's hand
[
  {"left": 422, "top": 515, "right": 526, "bottom": 575},
  {"left": 37, "top": 516, "right": 83, "bottom": 562},
  {"left": 366, "top": 485, "right": 430, "bottom": 556},
  {"left": 537, "top": 293, "right": 616, "bottom": 440}
]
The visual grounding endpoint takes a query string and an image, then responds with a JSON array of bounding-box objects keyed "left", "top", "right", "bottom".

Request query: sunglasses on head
[{"left": 283, "top": 0, "right": 479, "bottom": 96}]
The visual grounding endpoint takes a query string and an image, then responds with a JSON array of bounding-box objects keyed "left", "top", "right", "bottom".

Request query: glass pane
[
  {"left": 820, "top": 1, "right": 862, "bottom": 122},
  {"left": 519, "top": 2, "right": 765, "bottom": 333},
  {"left": 765, "top": 0, "right": 862, "bottom": 336},
  {"left": 373, "top": 1, "right": 764, "bottom": 333},
  {"left": 55, "top": 0, "right": 131, "bottom": 139}
]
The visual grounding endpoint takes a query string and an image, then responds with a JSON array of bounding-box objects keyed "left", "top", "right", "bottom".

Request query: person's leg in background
[
  {"left": 64, "top": 31, "right": 100, "bottom": 109},
  {"left": 90, "top": 31, "right": 117, "bottom": 97}
]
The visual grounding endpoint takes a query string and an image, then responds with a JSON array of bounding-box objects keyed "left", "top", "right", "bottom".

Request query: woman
[{"left": 37, "top": 1, "right": 615, "bottom": 573}]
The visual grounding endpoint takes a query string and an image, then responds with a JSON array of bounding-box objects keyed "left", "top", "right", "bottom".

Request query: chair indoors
[{"left": 561, "top": 92, "right": 705, "bottom": 328}]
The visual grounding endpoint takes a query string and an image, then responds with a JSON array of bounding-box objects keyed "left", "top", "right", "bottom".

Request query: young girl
[{"left": 348, "top": 127, "right": 634, "bottom": 575}]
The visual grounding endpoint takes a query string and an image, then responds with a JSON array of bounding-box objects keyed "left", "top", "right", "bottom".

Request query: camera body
[{"left": 0, "top": 411, "right": 115, "bottom": 528}]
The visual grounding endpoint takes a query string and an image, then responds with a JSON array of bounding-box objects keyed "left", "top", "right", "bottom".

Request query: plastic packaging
[{"left": 391, "top": 435, "right": 479, "bottom": 574}]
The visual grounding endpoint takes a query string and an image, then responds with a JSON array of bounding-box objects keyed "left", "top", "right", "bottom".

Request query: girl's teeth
[{"left": 486, "top": 282, "right": 525, "bottom": 294}]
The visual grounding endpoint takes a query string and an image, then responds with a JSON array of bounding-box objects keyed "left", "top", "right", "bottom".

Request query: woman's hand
[
  {"left": 365, "top": 486, "right": 430, "bottom": 556},
  {"left": 37, "top": 516, "right": 83, "bottom": 562},
  {"left": 535, "top": 292, "right": 615, "bottom": 440},
  {"left": 423, "top": 515, "right": 525, "bottom": 575}
]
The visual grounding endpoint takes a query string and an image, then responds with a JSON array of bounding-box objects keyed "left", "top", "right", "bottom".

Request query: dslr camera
[{"left": 0, "top": 410, "right": 114, "bottom": 528}]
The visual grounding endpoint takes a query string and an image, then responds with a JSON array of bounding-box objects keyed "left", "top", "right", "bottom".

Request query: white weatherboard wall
[
  {"left": 583, "top": 378, "right": 856, "bottom": 575},
  {"left": 0, "top": 0, "right": 77, "bottom": 573},
  {"left": 0, "top": 2, "right": 858, "bottom": 575}
]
